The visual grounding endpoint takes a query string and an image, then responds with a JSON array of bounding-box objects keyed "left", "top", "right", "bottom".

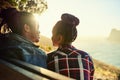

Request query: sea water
[{"left": 73, "top": 37, "right": 120, "bottom": 68}]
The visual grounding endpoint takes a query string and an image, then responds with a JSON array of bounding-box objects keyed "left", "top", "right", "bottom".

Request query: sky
[{"left": 38, "top": 0, "right": 120, "bottom": 38}]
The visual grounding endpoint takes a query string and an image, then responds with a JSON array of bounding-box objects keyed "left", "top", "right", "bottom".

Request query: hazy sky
[{"left": 38, "top": 0, "right": 120, "bottom": 38}]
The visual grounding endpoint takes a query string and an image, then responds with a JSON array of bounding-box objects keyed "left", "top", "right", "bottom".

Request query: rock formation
[{"left": 108, "top": 28, "right": 120, "bottom": 42}]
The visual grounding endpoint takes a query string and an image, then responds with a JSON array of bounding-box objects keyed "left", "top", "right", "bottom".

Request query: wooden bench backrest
[{"left": 0, "top": 58, "right": 74, "bottom": 80}]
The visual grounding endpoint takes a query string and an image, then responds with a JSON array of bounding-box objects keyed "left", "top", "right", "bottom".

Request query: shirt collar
[{"left": 58, "top": 44, "right": 74, "bottom": 50}]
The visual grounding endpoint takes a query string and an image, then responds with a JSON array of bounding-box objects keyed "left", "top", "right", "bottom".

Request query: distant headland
[{"left": 108, "top": 28, "right": 120, "bottom": 42}]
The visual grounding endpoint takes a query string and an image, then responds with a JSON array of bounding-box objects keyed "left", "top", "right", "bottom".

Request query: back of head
[
  {"left": 0, "top": 8, "right": 35, "bottom": 35},
  {"left": 53, "top": 13, "right": 80, "bottom": 44},
  {"left": 0, "top": 8, "right": 18, "bottom": 33},
  {"left": 61, "top": 13, "right": 79, "bottom": 27}
]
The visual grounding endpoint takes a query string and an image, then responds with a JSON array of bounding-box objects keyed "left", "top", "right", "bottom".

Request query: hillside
[
  {"left": 94, "top": 59, "right": 120, "bottom": 80},
  {"left": 35, "top": 35, "right": 56, "bottom": 52},
  {"left": 38, "top": 35, "right": 120, "bottom": 80}
]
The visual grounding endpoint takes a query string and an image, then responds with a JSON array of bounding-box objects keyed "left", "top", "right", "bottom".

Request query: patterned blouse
[{"left": 47, "top": 44, "right": 94, "bottom": 80}]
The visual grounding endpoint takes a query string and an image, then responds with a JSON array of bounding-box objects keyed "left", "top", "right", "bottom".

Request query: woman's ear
[
  {"left": 24, "top": 24, "right": 30, "bottom": 32},
  {"left": 57, "top": 34, "right": 63, "bottom": 44}
]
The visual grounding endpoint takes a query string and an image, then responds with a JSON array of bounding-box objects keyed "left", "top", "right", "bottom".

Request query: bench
[{"left": 0, "top": 58, "right": 74, "bottom": 80}]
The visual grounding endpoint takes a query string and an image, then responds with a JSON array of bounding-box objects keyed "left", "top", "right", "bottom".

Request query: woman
[
  {"left": 47, "top": 13, "right": 95, "bottom": 80},
  {"left": 0, "top": 8, "right": 47, "bottom": 68}
]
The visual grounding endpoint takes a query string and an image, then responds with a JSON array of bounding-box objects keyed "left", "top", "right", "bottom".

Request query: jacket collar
[{"left": 8, "top": 33, "right": 37, "bottom": 47}]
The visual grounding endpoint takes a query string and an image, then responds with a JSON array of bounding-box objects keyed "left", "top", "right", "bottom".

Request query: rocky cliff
[{"left": 108, "top": 29, "right": 120, "bottom": 42}]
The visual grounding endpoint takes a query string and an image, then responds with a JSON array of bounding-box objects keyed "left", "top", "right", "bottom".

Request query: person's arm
[{"left": 0, "top": 47, "right": 24, "bottom": 60}]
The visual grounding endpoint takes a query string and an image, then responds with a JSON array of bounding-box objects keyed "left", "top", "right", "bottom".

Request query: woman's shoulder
[
  {"left": 74, "top": 48, "right": 91, "bottom": 57},
  {"left": 47, "top": 50, "right": 57, "bottom": 56}
]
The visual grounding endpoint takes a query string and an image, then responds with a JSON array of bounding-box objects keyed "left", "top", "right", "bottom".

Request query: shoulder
[
  {"left": 77, "top": 50, "right": 89, "bottom": 55},
  {"left": 74, "top": 49, "right": 92, "bottom": 58},
  {"left": 47, "top": 50, "right": 57, "bottom": 62},
  {"left": 77, "top": 50, "right": 94, "bottom": 64},
  {"left": 37, "top": 48, "right": 46, "bottom": 55},
  {"left": 75, "top": 49, "right": 94, "bottom": 65},
  {"left": 47, "top": 50, "right": 57, "bottom": 57}
]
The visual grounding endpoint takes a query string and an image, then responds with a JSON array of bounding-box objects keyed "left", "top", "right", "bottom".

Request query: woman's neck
[{"left": 59, "top": 43, "right": 71, "bottom": 48}]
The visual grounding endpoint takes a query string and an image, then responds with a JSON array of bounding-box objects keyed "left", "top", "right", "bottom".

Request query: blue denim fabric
[{"left": 0, "top": 33, "right": 47, "bottom": 68}]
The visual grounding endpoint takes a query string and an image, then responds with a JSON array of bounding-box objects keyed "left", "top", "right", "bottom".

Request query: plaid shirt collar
[
  {"left": 52, "top": 44, "right": 78, "bottom": 57},
  {"left": 58, "top": 44, "right": 74, "bottom": 50}
]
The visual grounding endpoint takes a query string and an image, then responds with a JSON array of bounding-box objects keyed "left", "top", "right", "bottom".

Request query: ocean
[{"left": 73, "top": 37, "right": 120, "bottom": 68}]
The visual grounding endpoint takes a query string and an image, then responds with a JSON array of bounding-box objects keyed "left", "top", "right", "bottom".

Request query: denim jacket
[{"left": 0, "top": 33, "right": 47, "bottom": 68}]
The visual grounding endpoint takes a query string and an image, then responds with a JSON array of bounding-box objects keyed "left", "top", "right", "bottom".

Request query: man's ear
[{"left": 24, "top": 24, "right": 30, "bottom": 32}]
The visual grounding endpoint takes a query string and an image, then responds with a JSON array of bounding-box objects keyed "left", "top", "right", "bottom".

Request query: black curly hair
[{"left": 52, "top": 13, "right": 80, "bottom": 44}]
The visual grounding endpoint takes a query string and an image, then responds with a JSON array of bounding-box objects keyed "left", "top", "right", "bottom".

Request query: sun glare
[
  {"left": 33, "top": 14, "right": 40, "bottom": 22},
  {"left": 33, "top": 13, "right": 52, "bottom": 38}
]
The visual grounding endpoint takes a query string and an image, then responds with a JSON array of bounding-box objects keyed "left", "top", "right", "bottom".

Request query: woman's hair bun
[
  {"left": 61, "top": 13, "right": 80, "bottom": 27},
  {"left": 0, "top": 8, "right": 18, "bottom": 19}
]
